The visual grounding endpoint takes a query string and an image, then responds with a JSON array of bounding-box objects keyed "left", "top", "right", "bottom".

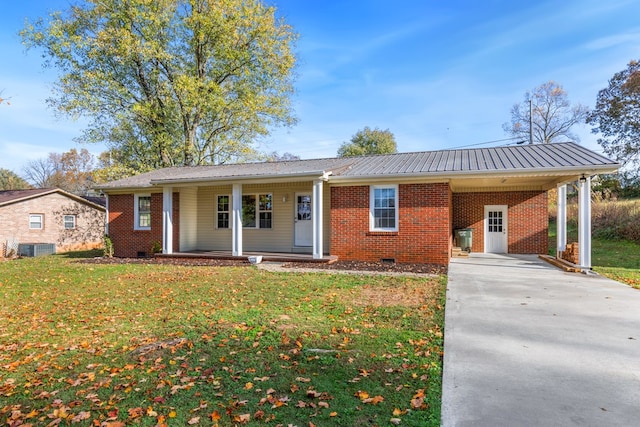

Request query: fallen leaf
[{"left": 187, "top": 416, "right": 200, "bottom": 424}]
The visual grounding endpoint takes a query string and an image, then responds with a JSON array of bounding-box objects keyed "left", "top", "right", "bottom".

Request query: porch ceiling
[{"left": 450, "top": 173, "right": 584, "bottom": 192}]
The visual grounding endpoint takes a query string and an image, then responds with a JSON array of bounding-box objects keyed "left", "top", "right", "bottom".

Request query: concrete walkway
[{"left": 442, "top": 254, "right": 640, "bottom": 427}]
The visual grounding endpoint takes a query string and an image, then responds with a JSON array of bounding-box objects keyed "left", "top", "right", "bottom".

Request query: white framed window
[
  {"left": 64, "top": 215, "right": 76, "bottom": 229},
  {"left": 29, "top": 214, "right": 43, "bottom": 230},
  {"left": 216, "top": 195, "right": 230, "bottom": 229},
  {"left": 370, "top": 185, "right": 398, "bottom": 231},
  {"left": 241, "top": 193, "right": 272, "bottom": 229},
  {"left": 134, "top": 194, "right": 152, "bottom": 230}
]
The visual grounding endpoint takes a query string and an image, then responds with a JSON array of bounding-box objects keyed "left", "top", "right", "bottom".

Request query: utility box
[
  {"left": 18, "top": 243, "right": 56, "bottom": 257},
  {"left": 454, "top": 229, "right": 473, "bottom": 252}
]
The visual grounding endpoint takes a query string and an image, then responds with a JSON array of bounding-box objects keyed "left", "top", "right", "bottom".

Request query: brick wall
[
  {"left": 108, "top": 192, "right": 180, "bottom": 258},
  {"left": 452, "top": 191, "right": 548, "bottom": 254},
  {"left": 0, "top": 193, "right": 104, "bottom": 256},
  {"left": 330, "top": 183, "right": 452, "bottom": 265}
]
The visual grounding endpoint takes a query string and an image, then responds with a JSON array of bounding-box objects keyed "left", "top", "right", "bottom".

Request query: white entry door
[
  {"left": 484, "top": 205, "right": 508, "bottom": 253},
  {"left": 294, "top": 193, "right": 313, "bottom": 247}
]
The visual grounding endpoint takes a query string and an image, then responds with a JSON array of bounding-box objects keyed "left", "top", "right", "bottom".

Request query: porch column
[
  {"left": 162, "top": 187, "right": 173, "bottom": 254},
  {"left": 578, "top": 176, "right": 592, "bottom": 271},
  {"left": 232, "top": 183, "right": 243, "bottom": 256},
  {"left": 556, "top": 184, "right": 567, "bottom": 258},
  {"left": 312, "top": 179, "right": 323, "bottom": 259}
]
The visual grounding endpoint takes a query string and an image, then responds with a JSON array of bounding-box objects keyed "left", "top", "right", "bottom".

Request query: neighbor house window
[
  {"left": 29, "top": 214, "right": 43, "bottom": 230},
  {"left": 134, "top": 194, "right": 151, "bottom": 230},
  {"left": 370, "top": 185, "right": 398, "bottom": 231},
  {"left": 64, "top": 215, "right": 76, "bottom": 229},
  {"left": 242, "top": 193, "right": 272, "bottom": 228},
  {"left": 217, "top": 195, "right": 230, "bottom": 228}
]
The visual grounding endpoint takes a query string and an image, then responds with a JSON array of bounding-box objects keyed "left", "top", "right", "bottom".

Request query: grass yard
[
  {"left": 0, "top": 253, "right": 446, "bottom": 427},
  {"left": 549, "top": 218, "right": 640, "bottom": 290}
]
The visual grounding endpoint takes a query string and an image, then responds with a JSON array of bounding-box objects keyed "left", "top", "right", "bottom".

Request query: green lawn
[
  {"left": 0, "top": 253, "right": 446, "bottom": 426},
  {"left": 549, "top": 219, "right": 640, "bottom": 289}
]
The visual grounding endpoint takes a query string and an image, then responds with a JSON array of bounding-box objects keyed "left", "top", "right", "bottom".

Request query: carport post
[
  {"left": 556, "top": 184, "right": 567, "bottom": 257},
  {"left": 578, "top": 176, "right": 591, "bottom": 271}
]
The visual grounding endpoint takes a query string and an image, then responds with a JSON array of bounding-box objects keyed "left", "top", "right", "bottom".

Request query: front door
[
  {"left": 294, "top": 193, "right": 312, "bottom": 247},
  {"left": 484, "top": 205, "right": 508, "bottom": 253}
]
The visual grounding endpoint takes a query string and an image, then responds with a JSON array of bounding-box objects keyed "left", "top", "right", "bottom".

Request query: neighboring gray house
[{"left": 0, "top": 188, "right": 106, "bottom": 257}]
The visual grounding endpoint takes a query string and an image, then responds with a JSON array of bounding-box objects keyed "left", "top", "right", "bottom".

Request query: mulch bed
[
  {"left": 78, "top": 257, "right": 447, "bottom": 274},
  {"left": 282, "top": 260, "right": 447, "bottom": 275}
]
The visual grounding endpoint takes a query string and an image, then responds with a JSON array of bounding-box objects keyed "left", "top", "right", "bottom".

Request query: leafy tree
[
  {"left": 587, "top": 60, "right": 640, "bottom": 167},
  {"left": 23, "top": 148, "right": 96, "bottom": 194},
  {"left": 0, "top": 169, "right": 31, "bottom": 190},
  {"left": 337, "top": 127, "right": 397, "bottom": 157},
  {"left": 503, "top": 81, "right": 589, "bottom": 144},
  {"left": 21, "top": 0, "right": 298, "bottom": 170}
]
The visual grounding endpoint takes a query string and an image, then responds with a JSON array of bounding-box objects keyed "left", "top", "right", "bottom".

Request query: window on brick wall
[
  {"left": 63, "top": 215, "right": 76, "bottom": 229},
  {"left": 134, "top": 194, "right": 151, "bottom": 230},
  {"left": 29, "top": 214, "right": 43, "bottom": 230},
  {"left": 370, "top": 185, "right": 398, "bottom": 231}
]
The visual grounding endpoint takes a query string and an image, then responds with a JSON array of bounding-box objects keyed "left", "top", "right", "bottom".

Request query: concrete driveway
[{"left": 442, "top": 254, "right": 640, "bottom": 427}]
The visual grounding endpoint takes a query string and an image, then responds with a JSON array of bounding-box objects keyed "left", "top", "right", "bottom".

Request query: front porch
[{"left": 156, "top": 250, "right": 338, "bottom": 264}]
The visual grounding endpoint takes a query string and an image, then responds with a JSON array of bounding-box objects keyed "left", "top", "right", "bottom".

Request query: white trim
[
  {"left": 239, "top": 193, "right": 273, "bottom": 229},
  {"left": 63, "top": 214, "right": 76, "bottom": 230},
  {"left": 369, "top": 184, "right": 399, "bottom": 232},
  {"left": 29, "top": 214, "right": 43, "bottom": 230},
  {"left": 134, "top": 193, "right": 152, "bottom": 230},
  {"left": 215, "top": 194, "right": 231, "bottom": 229}
]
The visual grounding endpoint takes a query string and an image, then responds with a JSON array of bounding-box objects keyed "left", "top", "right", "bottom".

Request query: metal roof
[{"left": 98, "top": 142, "right": 619, "bottom": 190}]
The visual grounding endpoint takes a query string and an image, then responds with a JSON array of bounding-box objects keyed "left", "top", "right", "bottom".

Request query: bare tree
[{"left": 503, "top": 81, "right": 589, "bottom": 144}]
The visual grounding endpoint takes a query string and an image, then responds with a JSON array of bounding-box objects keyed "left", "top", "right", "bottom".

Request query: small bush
[{"left": 103, "top": 235, "right": 114, "bottom": 257}]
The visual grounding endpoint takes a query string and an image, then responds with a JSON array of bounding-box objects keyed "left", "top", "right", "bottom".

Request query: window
[
  {"left": 370, "top": 185, "right": 398, "bottom": 231},
  {"left": 259, "top": 194, "right": 273, "bottom": 229},
  {"left": 217, "top": 195, "right": 230, "bottom": 228},
  {"left": 29, "top": 214, "right": 43, "bottom": 230},
  {"left": 241, "top": 193, "right": 272, "bottom": 229},
  {"left": 64, "top": 215, "right": 76, "bottom": 229},
  {"left": 134, "top": 194, "right": 151, "bottom": 230}
]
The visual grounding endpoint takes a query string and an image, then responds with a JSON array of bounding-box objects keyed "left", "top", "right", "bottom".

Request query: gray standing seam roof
[{"left": 97, "top": 142, "right": 618, "bottom": 190}]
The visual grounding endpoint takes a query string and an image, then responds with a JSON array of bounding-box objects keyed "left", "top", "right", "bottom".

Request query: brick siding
[
  {"left": 0, "top": 193, "right": 104, "bottom": 256},
  {"left": 330, "top": 183, "right": 452, "bottom": 265},
  {"left": 108, "top": 193, "right": 180, "bottom": 258},
  {"left": 452, "top": 191, "right": 548, "bottom": 254}
]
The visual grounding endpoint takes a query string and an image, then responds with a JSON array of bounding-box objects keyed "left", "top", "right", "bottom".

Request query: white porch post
[
  {"left": 312, "top": 179, "right": 323, "bottom": 259},
  {"left": 578, "top": 176, "right": 592, "bottom": 271},
  {"left": 162, "top": 187, "right": 173, "bottom": 254},
  {"left": 232, "top": 183, "right": 243, "bottom": 256},
  {"left": 556, "top": 184, "right": 567, "bottom": 258}
]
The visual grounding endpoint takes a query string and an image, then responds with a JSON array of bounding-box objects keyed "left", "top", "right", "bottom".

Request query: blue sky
[{"left": 1, "top": 0, "right": 640, "bottom": 173}]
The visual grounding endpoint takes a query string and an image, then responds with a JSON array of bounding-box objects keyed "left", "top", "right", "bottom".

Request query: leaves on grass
[{"left": 0, "top": 257, "right": 445, "bottom": 426}]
